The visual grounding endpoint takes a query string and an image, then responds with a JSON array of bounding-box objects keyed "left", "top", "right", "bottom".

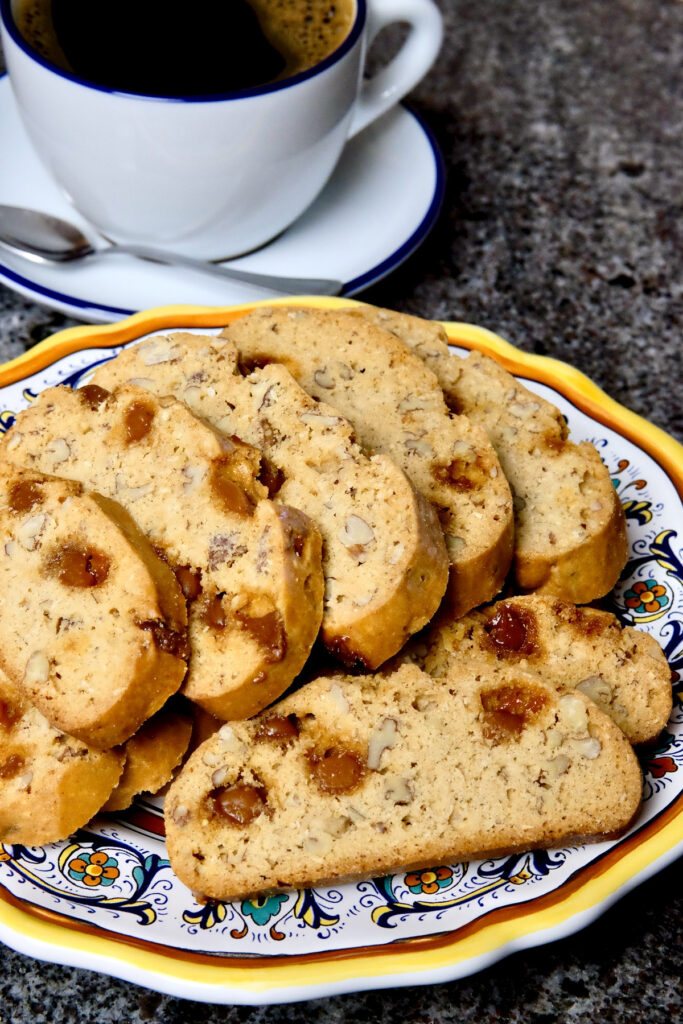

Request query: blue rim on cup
[{"left": 0, "top": 0, "right": 367, "bottom": 101}]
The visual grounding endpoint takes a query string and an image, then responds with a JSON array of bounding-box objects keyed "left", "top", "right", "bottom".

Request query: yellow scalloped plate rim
[{"left": 0, "top": 295, "right": 681, "bottom": 999}]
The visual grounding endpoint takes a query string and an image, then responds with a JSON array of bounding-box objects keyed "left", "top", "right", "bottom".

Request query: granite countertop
[{"left": 1, "top": 1, "right": 681, "bottom": 1020}]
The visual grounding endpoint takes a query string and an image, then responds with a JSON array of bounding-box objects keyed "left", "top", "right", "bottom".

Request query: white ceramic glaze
[
  {"left": 0, "top": 78, "right": 445, "bottom": 320},
  {"left": 0, "top": 0, "right": 442, "bottom": 257}
]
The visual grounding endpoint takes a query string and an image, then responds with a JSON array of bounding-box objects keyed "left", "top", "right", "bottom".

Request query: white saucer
[{"left": 0, "top": 74, "right": 444, "bottom": 323}]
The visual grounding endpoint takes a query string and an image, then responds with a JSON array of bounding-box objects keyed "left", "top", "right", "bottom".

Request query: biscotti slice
[
  {"left": 2, "top": 384, "right": 323, "bottom": 720},
  {"left": 103, "top": 705, "right": 193, "bottom": 812},
  {"left": 406, "top": 595, "right": 672, "bottom": 745},
  {"left": 0, "top": 666, "right": 125, "bottom": 845},
  {"left": 92, "top": 332, "right": 449, "bottom": 667},
  {"left": 351, "top": 306, "right": 627, "bottom": 603},
  {"left": 221, "top": 307, "right": 514, "bottom": 617},
  {"left": 0, "top": 468, "right": 188, "bottom": 748},
  {"left": 164, "top": 661, "right": 642, "bottom": 900}
]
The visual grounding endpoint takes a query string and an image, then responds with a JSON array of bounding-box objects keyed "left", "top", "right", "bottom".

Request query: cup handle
[{"left": 348, "top": 0, "right": 443, "bottom": 138}]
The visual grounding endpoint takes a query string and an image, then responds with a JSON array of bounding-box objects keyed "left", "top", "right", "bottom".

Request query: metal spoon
[{"left": 0, "top": 204, "right": 343, "bottom": 296}]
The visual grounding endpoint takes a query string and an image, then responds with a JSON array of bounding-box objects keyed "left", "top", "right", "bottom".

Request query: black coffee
[{"left": 14, "top": 0, "right": 355, "bottom": 96}]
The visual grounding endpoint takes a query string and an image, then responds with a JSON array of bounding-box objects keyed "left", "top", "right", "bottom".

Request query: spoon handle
[{"left": 98, "top": 243, "right": 343, "bottom": 296}]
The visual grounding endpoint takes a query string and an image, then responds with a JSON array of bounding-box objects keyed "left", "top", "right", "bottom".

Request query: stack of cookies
[{"left": 0, "top": 304, "right": 671, "bottom": 900}]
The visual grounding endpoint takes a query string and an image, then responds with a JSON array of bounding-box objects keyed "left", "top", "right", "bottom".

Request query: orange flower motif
[
  {"left": 625, "top": 579, "right": 669, "bottom": 614},
  {"left": 406, "top": 866, "right": 453, "bottom": 894},
  {"left": 68, "top": 850, "right": 120, "bottom": 887}
]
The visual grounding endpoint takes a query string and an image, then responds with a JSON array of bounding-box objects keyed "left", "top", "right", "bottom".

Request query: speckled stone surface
[{"left": 0, "top": 0, "right": 681, "bottom": 1020}]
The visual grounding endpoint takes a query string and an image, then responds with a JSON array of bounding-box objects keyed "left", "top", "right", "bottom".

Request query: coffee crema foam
[
  {"left": 14, "top": 0, "right": 69, "bottom": 69},
  {"left": 251, "top": 0, "right": 356, "bottom": 77}
]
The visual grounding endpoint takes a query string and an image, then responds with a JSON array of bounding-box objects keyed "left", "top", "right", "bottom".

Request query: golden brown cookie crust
[
  {"left": 350, "top": 306, "right": 628, "bottom": 604},
  {"left": 92, "top": 331, "right": 449, "bottom": 667},
  {"left": 165, "top": 662, "right": 641, "bottom": 900},
  {"left": 0, "top": 668, "right": 125, "bottom": 845},
  {"left": 0, "top": 468, "right": 188, "bottom": 747},
  {"left": 222, "top": 307, "right": 514, "bottom": 618},
  {"left": 103, "top": 705, "right": 193, "bottom": 811},
  {"left": 407, "top": 594, "right": 672, "bottom": 745},
  {"left": 2, "top": 383, "right": 324, "bottom": 721}
]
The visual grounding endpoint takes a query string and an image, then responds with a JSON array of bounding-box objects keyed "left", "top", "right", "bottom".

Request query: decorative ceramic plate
[
  {"left": 0, "top": 297, "right": 681, "bottom": 1005},
  {"left": 0, "top": 76, "right": 444, "bottom": 321}
]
